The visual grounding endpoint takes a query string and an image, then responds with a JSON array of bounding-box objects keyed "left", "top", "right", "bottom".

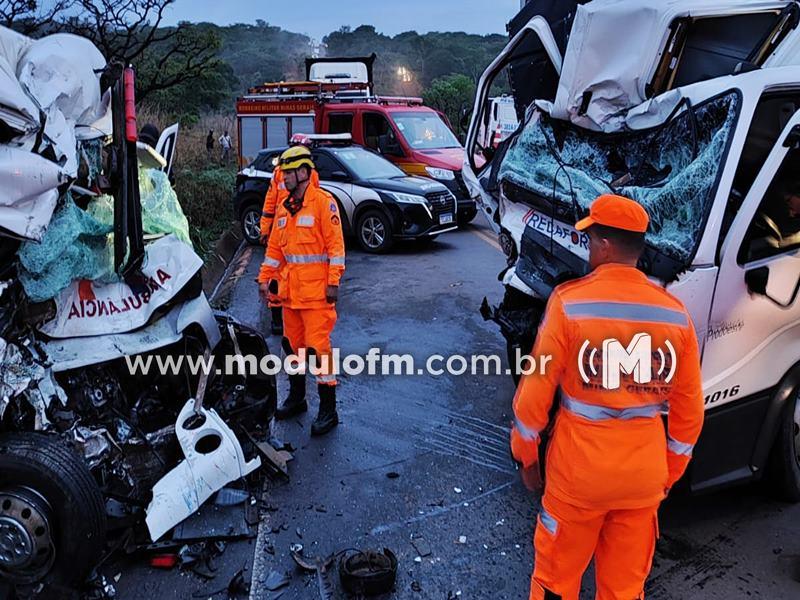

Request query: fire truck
[{"left": 235, "top": 55, "right": 478, "bottom": 225}]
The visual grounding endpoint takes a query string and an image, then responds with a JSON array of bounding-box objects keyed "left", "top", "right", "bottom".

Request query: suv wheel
[
  {"left": 770, "top": 388, "right": 800, "bottom": 502},
  {"left": 0, "top": 433, "right": 107, "bottom": 591},
  {"left": 240, "top": 203, "right": 262, "bottom": 245},
  {"left": 356, "top": 209, "right": 394, "bottom": 253}
]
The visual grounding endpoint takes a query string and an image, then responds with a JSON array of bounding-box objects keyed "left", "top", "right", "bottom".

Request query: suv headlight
[
  {"left": 388, "top": 192, "right": 432, "bottom": 218},
  {"left": 425, "top": 167, "right": 455, "bottom": 181},
  {"left": 388, "top": 192, "right": 429, "bottom": 206}
]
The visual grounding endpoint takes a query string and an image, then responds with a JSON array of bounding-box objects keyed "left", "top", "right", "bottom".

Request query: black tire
[
  {"left": 239, "top": 201, "right": 262, "bottom": 245},
  {"left": 458, "top": 208, "right": 478, "bottom": 227},
  {"left": 769, "top": 390, "right": 800, "bottom": 502},
  {"left": 356, "top": 209, "right": 394, "bottom": 254},
  {"left": 0, "top": 432, "right": 106, "bottom": 590}
]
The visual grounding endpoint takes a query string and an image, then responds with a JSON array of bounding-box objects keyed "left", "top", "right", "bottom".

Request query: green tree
[{"left": 423, "top": 74, "right": 476, "bottom": 135}]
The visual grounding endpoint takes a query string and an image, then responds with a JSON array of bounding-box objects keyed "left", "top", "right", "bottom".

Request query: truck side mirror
[
  {"left": 378, "top": 134, "right": 403, "bottom": 157},
  {"left": 745, "top": 266, "right": 769, "bottom": 296}
]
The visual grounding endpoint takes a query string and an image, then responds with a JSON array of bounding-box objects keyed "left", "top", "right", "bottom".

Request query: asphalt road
[{"left": 113, "top": 218, "right": 800, "bottom": 600}]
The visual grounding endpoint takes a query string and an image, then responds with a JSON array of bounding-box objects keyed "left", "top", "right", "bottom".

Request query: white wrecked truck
[
  {"left": 466, "top": 0, "right": 800, "bottom": 499},
  {"left": 0, "top": 27, "right": 275, "bottom": 594}
]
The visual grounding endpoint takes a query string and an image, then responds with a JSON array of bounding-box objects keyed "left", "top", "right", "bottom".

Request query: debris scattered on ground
[
  {"left": 339, "top": 548, "right": 398, "bottom": 596},
  {"left": 290, "top": 545, "right": 336, "bottom": 599},
  {"left": 457, "top": 536, "right": 467, "bottom": 544},
  {"left": 179, "top": 540, "right": 227, "bottom": 580},
  {"left": 264, "top": 569, "right": 291, "bottom": 591},
  {"left": 410, "top": 535, "right": 432, "bottom": 558},
  {"left": 150, "top": 554, "right": 179, "bottom": 569},
  {"left": 386, "top": 471, "right": 400, "bottom": 479},
  {"left": 83, "top": 573, "right": 117, "bottom": 599},
  {"left": 248, "top": 430, "right": 293, "bottom": 477},
  {"left": 454, "top": 487, "right": 462, "bottom": 494},
  {"left": 411, "top": 581, "right": 422, "bottom": 593}
]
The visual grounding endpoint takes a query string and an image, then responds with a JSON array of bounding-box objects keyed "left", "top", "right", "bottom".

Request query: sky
[{"left": 161, "top": 0, "right": 523, "bottom": 41}]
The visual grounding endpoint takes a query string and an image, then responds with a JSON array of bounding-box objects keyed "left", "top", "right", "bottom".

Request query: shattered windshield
[{"left": 498, "top": 91, "right": 740, "bottom": 265}]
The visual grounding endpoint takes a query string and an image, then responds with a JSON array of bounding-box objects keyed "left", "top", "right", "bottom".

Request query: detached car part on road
[
  {"left": 0, "top": 27, "right": 275, "bottom": 595},
  {"left": 234, "top": 136, "right": 458, "bottom": 253},
  {"left": 465, "top": 0, "right": 800, "bottom": 499}
]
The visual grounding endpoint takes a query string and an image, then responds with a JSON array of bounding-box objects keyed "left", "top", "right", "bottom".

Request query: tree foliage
[{"left": 423, "top": 74, "right": 476, "bottom": 137}]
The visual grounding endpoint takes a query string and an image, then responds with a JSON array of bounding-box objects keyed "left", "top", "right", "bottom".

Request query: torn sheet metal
[
  {"left": 550, "top": 0, "right": 796, "bottom": 132},
  {"left": 44, "top": 293, "right": 221, "bottom": 372},
  {"left": 0, "top": 146, "right": 65, "bottom": 241},
  {"left": 145, "top": 399, "right": 261, "bottom": 542},
  {"left": 16, "top": 32, "right": 108, "bottom": 176},
  {"left": 0, "top": 336, "right": 67, "bottom": 428},
  {"left": 38, "top": 235, "right": 204, "bottom": 339},
  {"left": 0, "top": 26, "right": 37, "bottom": 138}
]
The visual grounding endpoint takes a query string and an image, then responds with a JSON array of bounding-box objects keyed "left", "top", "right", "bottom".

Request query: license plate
[{"left": 439, "top": 214, "right": 453, "bottom": 225}]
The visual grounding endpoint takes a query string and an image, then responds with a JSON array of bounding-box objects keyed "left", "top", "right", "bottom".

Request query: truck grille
[{"left": 426, "top": 190, "right": 455, "bottom": 217}]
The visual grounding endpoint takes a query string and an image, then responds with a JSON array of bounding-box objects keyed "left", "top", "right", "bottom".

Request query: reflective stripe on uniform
[
  {"left": 514, "top": 417, "right": 540, "bottom": 441},
  {"left": 329, "top": 256, "right": 345, "bottom": 266},
  {"left": 262, "top": 257, "right": 281, "bottom": 268},
  {"left": 667, "top": 436, "right": 694, "bottom": 456},
  {"left": 563, "top": 301, "right": 688, "bottom": 327},
  {"left": 297, "top": 215, "right": 315, "bottom": 227},
  {"left": 539, "top": 509, "right": 558, "bottom": 535},
  {"left": 561, "top": 394, "right": 666, "bottom": 421},
  {"left": 285, "top": 253, "right": 329, "bottom": 264}
]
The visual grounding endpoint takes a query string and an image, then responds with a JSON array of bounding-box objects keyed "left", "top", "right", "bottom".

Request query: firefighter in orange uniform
[
  {"left": 260, "top": 154, "right": 325, "bottom": 335},
  {"left": 258, "top": 146, "right": 345, "bottom": 436},
  {"left": 511, "top": 194, "right": 704, "bottom": 600}
]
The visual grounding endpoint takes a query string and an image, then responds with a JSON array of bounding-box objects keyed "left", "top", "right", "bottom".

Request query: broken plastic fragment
[{"left": 145, "top": 399, "right": 261, "bottom": 541}]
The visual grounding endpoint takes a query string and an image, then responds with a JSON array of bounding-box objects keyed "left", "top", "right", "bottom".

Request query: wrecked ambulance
[
  {"left": 0, "top": 26, "right": 275, "bottom": 594},
  {"left": 465, "top": 0, "right": 800, "bottom": 499}
]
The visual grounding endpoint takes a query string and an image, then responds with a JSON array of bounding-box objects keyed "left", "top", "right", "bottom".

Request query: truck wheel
[
  {"left": 240, "top": 202, "right": 262, "bottom": 245},
  {"left": 356, "top": 209, "right": 394, "bottom": 254},
  {"left": 770, "top": 390, "right": 800, "bottom": 502},
  {"left": 0, "top": 433, "right": 106, "bottom": 590}
]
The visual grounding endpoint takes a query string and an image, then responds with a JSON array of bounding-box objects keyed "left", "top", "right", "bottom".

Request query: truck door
[
  {"left": 362, "top": 111, "right": 406, "bottom": 165},
  {"left": 694, "top": 107, "right": 800, "bottom": 489}
]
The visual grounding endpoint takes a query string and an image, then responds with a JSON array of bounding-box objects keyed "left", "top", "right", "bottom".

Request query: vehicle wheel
[
  {"left": 769, "top": 389, "right": 800, "bottom": 502},
  {"left": 0, "top": 432, "right": 106, "bottom": 590},
  {"left": 458, "top": 209, "right": 478, "bottom": 227},
  {"left": 240, "top": 203, "right": 262, "bottom": 245},
  {"left": 356, "top": 209, "right": 394, "bottom": 253}
]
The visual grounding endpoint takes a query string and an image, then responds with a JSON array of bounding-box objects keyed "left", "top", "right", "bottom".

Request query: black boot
[
  {"left": 311, "top": 384, "right": 339, "bottom": 436},
  {"left": 270, "top": 307, "right": 283, "bottom": 336},
  {"left": 275, "top": 374, "right": 307, "bottom": 420}
]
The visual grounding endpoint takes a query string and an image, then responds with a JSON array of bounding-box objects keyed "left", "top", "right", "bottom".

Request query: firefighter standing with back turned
[
  {"left": 259, "top": 146, "right": 345, "bottom": 436},
  {"left": 511, "top": 194, "right": 705, "bottom": 600}
]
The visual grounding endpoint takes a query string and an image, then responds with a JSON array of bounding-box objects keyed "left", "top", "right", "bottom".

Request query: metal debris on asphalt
[
  {"left": 264, "top": 569, "right": 291, "bottom": 591},
  {"left": 339, "top": 548, "right": 398, "bottom": 596}
]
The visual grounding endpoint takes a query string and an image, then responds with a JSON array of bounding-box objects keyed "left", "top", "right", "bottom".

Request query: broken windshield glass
[{"left": 498, "top": 91, "right": 739, "bottom": 265}]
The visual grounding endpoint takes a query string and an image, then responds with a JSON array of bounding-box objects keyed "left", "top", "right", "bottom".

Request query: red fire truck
[{"left": 235, "top": 55, "right": 477, "bottom": 225}]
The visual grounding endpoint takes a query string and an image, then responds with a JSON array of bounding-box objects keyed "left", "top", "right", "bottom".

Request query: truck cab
[{"left": 465, "top": 0, "right": 800, "bottom": 499}]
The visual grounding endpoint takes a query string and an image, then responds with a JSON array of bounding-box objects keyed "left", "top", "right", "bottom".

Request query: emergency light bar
[{"left": 290, "top": 133, "right": 353, "bottom": 147}]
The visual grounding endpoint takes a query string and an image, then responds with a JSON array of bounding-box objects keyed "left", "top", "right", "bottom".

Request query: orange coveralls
[
  {"left": 260, "top": 167, "right": 321, "bottom": 307},
  {"left": 512, "top": 264, "right": 704, "bottom": 600},
  {"left": 258, "top": 180, "right": 345, "bottom": 385}
]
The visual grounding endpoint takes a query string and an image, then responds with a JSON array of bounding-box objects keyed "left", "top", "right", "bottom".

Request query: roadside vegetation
[{"left": 4, "top": 1, "right": 509, "bottom": 250}]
